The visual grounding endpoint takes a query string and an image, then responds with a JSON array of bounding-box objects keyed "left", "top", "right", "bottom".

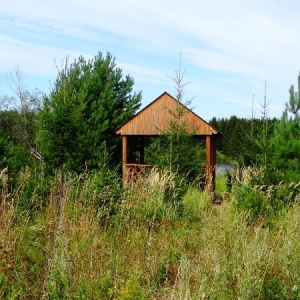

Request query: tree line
[
  {"left": 210, "top": 76, "right": 300, "bottom": 185},
  {"left": 1, "top": 53, "right": 141, "bottom": 178},
  {"left": 1, "top": 51, "right": 300, "bottom": 190}
]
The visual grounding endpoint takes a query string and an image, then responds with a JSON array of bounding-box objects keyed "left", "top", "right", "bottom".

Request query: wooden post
[
  {"left": 139, "top": 136, "right": 145, "bottom": 164},
  {"left": 122, "top": 135, "right": 128, "bottom": 184},
  {"left": 206, "top": 135, "right": 216, "bottom": 192}
]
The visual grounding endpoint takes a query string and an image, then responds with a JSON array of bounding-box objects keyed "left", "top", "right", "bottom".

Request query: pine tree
[
  {"left": 37, "top": 52, "right": 141, "bottom": 175},
  {"left": 146, "top": 57, "right": 204, "bottom": 180},
  {"left": 270, "top": 73, "right": 300, "bottom": 181},
  {"left": 255, "top": 81, "right": 274, "bottom": 168}
]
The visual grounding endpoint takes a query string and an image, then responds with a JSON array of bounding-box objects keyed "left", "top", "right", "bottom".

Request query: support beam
[
  {"left": 122, "top": 135, "right": 128, "bottom": 184},
  {"left": 206, "top": 135, "right": 216, "bottom": 191}
]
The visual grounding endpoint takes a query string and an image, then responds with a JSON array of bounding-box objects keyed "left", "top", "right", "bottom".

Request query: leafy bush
[{"left": 232, "top": 166, "right": 300, "bottom": 226}]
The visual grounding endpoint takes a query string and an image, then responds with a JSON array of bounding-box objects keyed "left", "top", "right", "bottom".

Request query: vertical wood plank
[{"left": 116, "top": 93, "right": 220, "bottom": 136}]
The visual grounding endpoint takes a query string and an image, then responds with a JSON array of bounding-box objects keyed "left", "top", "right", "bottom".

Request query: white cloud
[
  {"left": 0, "top": 34, "right": 84, "bottom": 76},
  {"left": 1, "top": 0, "right": 300, "bottom": 118}
]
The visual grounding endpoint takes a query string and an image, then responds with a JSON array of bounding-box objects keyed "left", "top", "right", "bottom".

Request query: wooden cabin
[{"left": 116, "top": 92, "right": 221, "bottom": 190}]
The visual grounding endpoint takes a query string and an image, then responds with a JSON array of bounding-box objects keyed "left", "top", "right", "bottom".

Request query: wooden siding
[{"left": 116, "top": 92, "right": 219, "bottom": 136}]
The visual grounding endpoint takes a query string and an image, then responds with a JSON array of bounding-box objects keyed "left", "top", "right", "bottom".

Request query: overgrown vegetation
[
  {"left": 145, "top": 58, "right": 206, "bottom": 183},
  {"left": 1, "top": 53, "right": 300, "bottom": 298},
  {"left": 1, "top": 168, "right": 300, "bottom": 299}
]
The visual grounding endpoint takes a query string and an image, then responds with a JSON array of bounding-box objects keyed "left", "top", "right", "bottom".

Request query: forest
[{"left": 1, "top": 52, "right": 300, "bottom": 299}]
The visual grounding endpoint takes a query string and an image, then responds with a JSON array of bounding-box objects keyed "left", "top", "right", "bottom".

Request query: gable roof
[{"left": 116, "top": 92, "right": 221, "bottom": 136}]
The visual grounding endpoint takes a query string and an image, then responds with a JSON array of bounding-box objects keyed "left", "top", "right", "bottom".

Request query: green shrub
[
  {"left": 232, "top": 166, "right": 300, "bottom": 227},
  {"left": 233, "top": 185, "right": 273, "bottom": 225}
]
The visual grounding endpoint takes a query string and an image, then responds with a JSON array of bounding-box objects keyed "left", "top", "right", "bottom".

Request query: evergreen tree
[
  {"left": 254, "top": 81, "right": 274, "bottom": 168},
  {"left": 146, "top": 59, "right": 205, "bottom": 181},
  {"left": 211, "top": 116, "right": 245, "bottom": 163},
  {"left": 270, "top": 73, "right": 300, "bottom": 181},
  {"left": 286, "top": 73, "right": 300, "bottom": 118},
  {"left": 209, "top": 116, "right": 277, "bottom": 166},
  {"left": 37, "top": 52, "right": 141, "bottom": 174}
]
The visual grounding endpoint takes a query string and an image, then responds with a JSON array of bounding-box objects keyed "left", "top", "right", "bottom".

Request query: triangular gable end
[{"left": 116, "top": 92, "right": 220, "bottom": 136}]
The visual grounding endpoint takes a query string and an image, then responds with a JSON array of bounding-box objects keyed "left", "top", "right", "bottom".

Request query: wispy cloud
[
  {"left": 1, "top": 0, "right": 300, "bottom": 118},
  {"left": 0, "top": 34, "right": 83, "bottom": 76}
]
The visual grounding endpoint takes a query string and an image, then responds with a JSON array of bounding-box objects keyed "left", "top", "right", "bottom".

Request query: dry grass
[{"left": 0, "top": 167, "right": 300, "bottom": 299}]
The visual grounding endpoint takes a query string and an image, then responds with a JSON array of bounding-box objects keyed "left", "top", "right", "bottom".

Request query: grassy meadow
[{"left": 1, "top": 167, "right": 300, "bottom": 299}]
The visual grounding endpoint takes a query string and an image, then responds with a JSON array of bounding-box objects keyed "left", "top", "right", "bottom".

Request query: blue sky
[{"left": 1, "top": 0, "right": 300, "bottom": 121}]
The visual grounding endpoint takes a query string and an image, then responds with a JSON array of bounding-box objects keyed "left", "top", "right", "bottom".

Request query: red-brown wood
[
  {"left": 116, "top": 92, "right": 220, "bottom": 136},
  {"left": 117, "top": 92, "right": 221, "bottom": 191},
  {"left": 125, "top": 163, "right": 152, "bottom": 182}
]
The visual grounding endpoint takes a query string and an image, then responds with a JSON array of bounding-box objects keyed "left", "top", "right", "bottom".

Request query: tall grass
[{"left": 0, "top": 167, "right": 300, "bottom": 299}]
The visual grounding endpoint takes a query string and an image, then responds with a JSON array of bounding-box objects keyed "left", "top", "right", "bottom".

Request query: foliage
[
  {"left": 269, "top": 73, "right": 300, "bottom": 182},
  {"left": 210, "top": 115, "right": 278, "bottom": 166},
  {"left": 37, "top": 92, "right": 82, "bottom": 172},
  {"left": 146, "top": 135, "right": 205, "bottom": 182},
  {"left": 146, "top": 59, "right": 206, "bottom": 183},
  {"left": 37, "top": 52, "right": 141, "bottom": 173},
  {"left": 231, "top": 166, "right": 300, "bottom": 227},
  {"left": 2, "top": 54, "right": 300, "bottom": 300},
  {"left": 1, "top": 168, "right": 300, "bottom": 299},
  {"left": 270, "top": 112, "right": 300, "bottom": 181},
  {"left": 233, "top": 183, "right": 274, "bottom": 225},
  {"left": 117, "top": 168, "right": 186, "bottom": 230},
  {"left": 0, "top": 116, "right": 46, "bottom": 205},
  {"left": 286, "top": 72, "right": 300, "bottom": 118},
  {"left": 0, "top": 68, "right": 42, "bottom": 151},
  {"left": 254, "top": 81, "right": 274, "bottom": 168},
  {"left": 0, "top": 71, "right": 43, "bottom": 177},
  {"left": 74, "top": 168, "right": 122, "bottom": 220}
]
